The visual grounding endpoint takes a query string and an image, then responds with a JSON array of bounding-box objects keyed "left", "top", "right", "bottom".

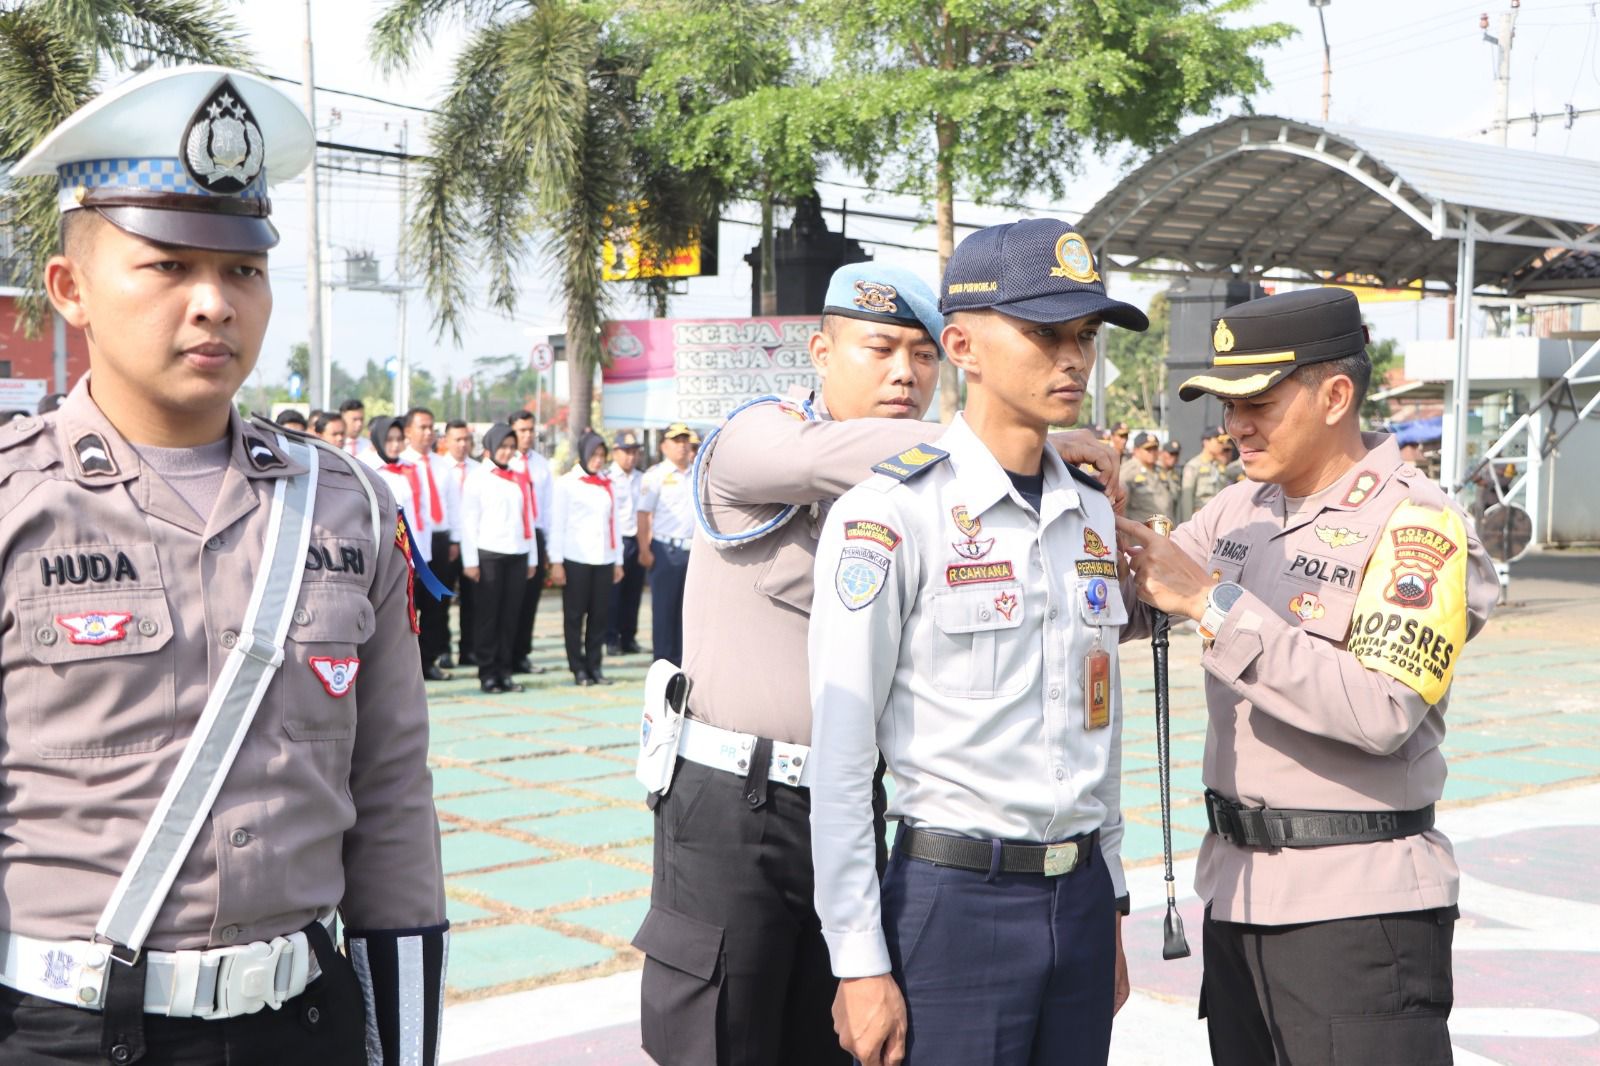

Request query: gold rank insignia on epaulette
[{"left": 873, "top": 444, "right": 949, "bottom": 482}]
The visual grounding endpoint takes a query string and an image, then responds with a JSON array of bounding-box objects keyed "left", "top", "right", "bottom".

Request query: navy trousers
[
  {"left": 883, "top": 833, "right": 1116, "bottom": 1066},
  {"left": 606, "top": 534, "right": 645, "bottom": 648},
  {"left": 647, "top": 540, "right": 690, "bottom": 666}
]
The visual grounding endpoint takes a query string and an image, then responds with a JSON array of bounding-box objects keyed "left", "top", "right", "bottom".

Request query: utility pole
[
  {"left": 301, "top": 0, "right": 325, "bottom": 412},
  {"left": 1482, "top": 1, "right": 1519, "bottom": 146},
  {"left": 1310, "top": 0, "right": 1332, "bottom": 122},
  {"left": 395, "top": 118, "right": 411, "bottom": 414}
]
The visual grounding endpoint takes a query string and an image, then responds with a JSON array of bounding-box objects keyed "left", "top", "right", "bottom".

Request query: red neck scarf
[
  {"left": 494, "top": 467, "right": 533, "bottom": 537},
  {"left": 580, "top": 472, "right": 616, "bottom": 549},
  {"left": 517, "top": 452, "right": 538, "bottom": 521},
  {"left": 383, "top": 461, "right": 423, "bottom": 525},
  {"left": 419, "top": 457, "right": 443, "bottom": 523}
]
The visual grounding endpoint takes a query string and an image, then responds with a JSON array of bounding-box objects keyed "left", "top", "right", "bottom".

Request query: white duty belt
[
  {"left": 0, "top": 435, "right": 323, "bottom": 1019},
  {"left": 677, "top": 718, "right": 813, "bottom": 789}
]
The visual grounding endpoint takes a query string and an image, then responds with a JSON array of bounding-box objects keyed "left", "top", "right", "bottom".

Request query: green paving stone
[
  {"left": 491, "top": 752, "right": 633, "bottom": 784},
  {"left": 456, "top": 858, "right": 649, "bottom": 912},
  {"left": 427, "top": 721, "right": 488, "bottom": 743},
  {"left": 567, "top": 705, "right": 643, "bottom": 726},
  {"left": 1456, "top": 757, "right": 1597, "bottom": 787},
  {"left": 1168, "top": 802, "right": 1211, "bottom": 835},
  {"left": 1445, "top": 730, "right": 1537, "bottom": 755},
  {"left": 445, "top": 898, "right": 499, "bottom": 924},
  {"left": 513, "top": 806, "right": 654, "bottom": 847},
  {"left": 1168, "top": 738, "right": 1207, "bottom": 764},
  {"left": 1526, "top": 745, "right": 1600, "bottom": 769},
  {"left": 564, "top": 897, "right": 649, "bottom": 942},
  {"left": 1440, "top": 775, "right": 1518, "bottom": 802},
  {"left": 437, "top": 786, "right": 598, "bottom": 823},
  {"left": 445, "top": 923, "right": 615, "bottom": 992},
  {"left": 564, "top": 774, "right": 651, "bottom": 802},
  {"left": 534, "top": 725, "right": 637, "bottom": 751},
  {"left": 431, "top": 736, "right": 553, "bottom": 762},
  {"left": 1121, "top": 818, "right": 1203, "bottom": 865},
  {"left": 441, "top": 831, "right": 554, "bottom": 875},
  {"left": 429, "top": 766, "right": 514, "bottom": 796},
  {"left": 608, "top": 843, "right": 655, "bottom": 867}
]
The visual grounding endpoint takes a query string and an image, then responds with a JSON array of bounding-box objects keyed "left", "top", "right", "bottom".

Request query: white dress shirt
[
  {"left": 549, "top": 467, "right": 622, "bottom": 567},
  {"left": 605, "top": 461, "right": 642, "bottom": 538},
  {"left": 370, "top": 459, "right": 432, "bottom": 563},
  {"left": 459, "top": 462, "right": 536, "bottom": 568},
  {"left": 444, "top": 455, "right": 477, "bottom": 539},
  {"left": 807, "top": 414, "right": 1129, "bottom": 978},
  {"left": 400, "top": 446, "right": 454, "bottom": 536},
  {"left": 518, "top": 450, "right": 555, "bottom": 535},
  {"left": 636, "top": 461, "right": 696, "bottom": 542}
]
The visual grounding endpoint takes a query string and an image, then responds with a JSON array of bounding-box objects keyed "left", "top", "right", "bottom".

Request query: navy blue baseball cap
[
  {"left": 941, "top": 218, "right": 1149, "bottom": 332},
  {"left": 823, "top": 262, "right": 946, "bottom": 357}
]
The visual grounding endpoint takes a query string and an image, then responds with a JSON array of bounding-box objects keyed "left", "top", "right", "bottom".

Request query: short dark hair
[
  {"left": 402, "top": 406, "right": 435, "bottom": 430},
  {"left": 508, "top": 409, "right": 534, "bottom": 426},
  {"left": 1295, "top": 351, "right": 1373, "bottom": 415},
  {"left": 276, "top": 408, "right": 307, "bottom": 428},
  {"left": 445, "top": 418, "right": 468, "bottom": 431},
  {"left": 338, "top": 398, "right": 365, "bottom": 415},
  {"left": 311, "top": 411, "right": 343, "bottom": 434}
]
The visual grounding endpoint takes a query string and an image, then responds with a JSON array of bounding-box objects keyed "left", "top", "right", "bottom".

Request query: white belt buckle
[
  {"left": 208, "top": 936, "right": 291, "bottom": 1018},
  {"left": 1042, "top": 842, "right": 1079, "bottom": 877}
]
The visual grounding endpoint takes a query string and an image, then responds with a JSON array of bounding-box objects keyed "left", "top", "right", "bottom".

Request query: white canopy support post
[{"left": 1447, "top": 209, "right": 1477, "bottom": 493}]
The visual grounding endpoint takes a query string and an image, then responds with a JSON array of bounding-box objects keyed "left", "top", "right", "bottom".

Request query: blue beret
[{"left": 822, "top": 262, "right": 946, "bottom": 358}]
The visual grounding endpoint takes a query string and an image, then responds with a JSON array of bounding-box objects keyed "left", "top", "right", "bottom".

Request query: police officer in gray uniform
[{"left": 0, "top": 66, "right": 446, "bottom": 1065}]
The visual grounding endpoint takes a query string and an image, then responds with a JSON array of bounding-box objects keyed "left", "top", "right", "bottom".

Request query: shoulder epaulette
[
  {"left": 871, "top": 444, "right": 949, "bottom": 483},
  {"left": 0, "top": 417, "right": 47, "bottom": 452},
  {"left": 1066, "top": 465, "right": 1106, "bottom": 493}
]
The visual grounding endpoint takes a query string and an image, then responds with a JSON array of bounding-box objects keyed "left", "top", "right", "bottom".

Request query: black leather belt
[
  {"left": 898, "top": 827, "right": 1097, "bottom": 877},
  {"left": 1204, "top": 790, "right": 1434, "bottom": 849}
]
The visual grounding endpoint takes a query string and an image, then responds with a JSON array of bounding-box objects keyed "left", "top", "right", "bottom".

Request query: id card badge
[{"left": 1083, "top": 647, "right": 1111, "bottom": 730}]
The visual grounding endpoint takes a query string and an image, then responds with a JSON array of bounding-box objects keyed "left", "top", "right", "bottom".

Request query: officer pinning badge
[
  {"left": 182, "top": 77, "right": 266, "bottom": 194},
  {"left": 73, "top": 433, "right": 117, "bottom": 477},
  {"left": 56, "top": 611, "right": 134, "bottom": 645},
  {"left": 844, "top": 519, "right": 902, "bottom": 552},
  {"left": 852, "top": 280, "right": 899, "bottom": 315},
  {"left": 993, "top": 590, "right": 1019, "bottom": 621},
  {"left": 1049, "top": 231, "right": 1100, "bottom": 283},
  {"left": 1342, "top": 471, "right": 1379, "bottom": 507},
  {"left": 1213, "top": 319, "right": 1235, "bottom": 353},
  {"left": 309, "top": 655, "right": 361, "bottom": 698},
  {"left": 1289, "top": 593, "right": 1326, "bottom": 622},
  {"left": 1315, "top": 525, "right": 1367, "bottom": 549},
  {"left": 1082, "top": 527, "right": 1111, "bottom": 559},
  {"left": 835, "top": 546, "right": 891, "bottom": 610},
  {"left": 950, "top": 505, "right": 995, "bottom": 560}
]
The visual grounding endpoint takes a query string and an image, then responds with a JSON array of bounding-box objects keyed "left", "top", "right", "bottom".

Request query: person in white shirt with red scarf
[
  {"left": 460, "top": 423, "right": 539, "bottom": 693},
  {"left": 368, "top": 418, "right": 430, "bottom": 566},
  {"left": 550, "top": 430, "right": 624, "bottom": 686},
  {"left": 401, "top": 407, "right": 458, "bottom": 680}
]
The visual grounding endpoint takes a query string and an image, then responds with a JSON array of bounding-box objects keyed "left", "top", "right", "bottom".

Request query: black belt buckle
[{"left": 1205, "top": 791, "right": 1241, "bottom": 844}]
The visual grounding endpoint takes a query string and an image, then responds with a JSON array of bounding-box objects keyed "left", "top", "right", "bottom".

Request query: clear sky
[{"left": 230, "top": 0, "right": 1600, "bottom": 393}]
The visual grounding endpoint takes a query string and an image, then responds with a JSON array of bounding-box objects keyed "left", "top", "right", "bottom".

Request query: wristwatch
[{"left": 1197, "top": 581, "right": 1245, "bottom": 641}]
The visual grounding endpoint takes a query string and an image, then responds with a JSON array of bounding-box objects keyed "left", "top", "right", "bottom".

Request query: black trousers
[
  {"left": 474, "top": 549, "right": 526, "bottom": 682},
  {"left": 513, "top": 530, "right": 548, "bottom": 660},
  {"left": 561, "top": 561, "right": 612, "bottom": 677},
  {"left": 455, "top": 564, "right": 475, "bottom": 659},
  {"left": 606, "top": 534, "right": 645, "bottom": 647},
  {"left": 0, "top": 922, "right": 365, "bottom": 1065},
  {"left": 419, "top": 530, "right": 455, "bottom": 665},
  {"left": 636, "top": 758, "right": 847, "bottom": 1066},
  {"left": 1202, "top": 905, "right": 1457, "bottom": 1066}
]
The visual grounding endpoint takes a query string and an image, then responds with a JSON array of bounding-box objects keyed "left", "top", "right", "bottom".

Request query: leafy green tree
[
  {"left": 721, "top": 0, "right": 1294, "bottom": 420},
  {"left": 1363, "top": 334, "right": 1400, "bottom": 427},
  {"left": 1105, "top": 289, "right": 1167, "bottom": 429},
  {"left": 371, "top": 0, "right": 711, "bottom": 449},
  {"left": 0, "top": 1, "right": 249, "bottom": 330}
]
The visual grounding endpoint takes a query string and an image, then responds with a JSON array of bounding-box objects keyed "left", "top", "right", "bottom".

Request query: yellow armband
[{"left": 1345, "top": 501, "right": 1469, "bottom": 704}]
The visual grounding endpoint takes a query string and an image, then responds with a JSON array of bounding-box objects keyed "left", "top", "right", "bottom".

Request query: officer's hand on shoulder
[{"left": 1046, "top": 428, "right": 1121, "bottom": 489}]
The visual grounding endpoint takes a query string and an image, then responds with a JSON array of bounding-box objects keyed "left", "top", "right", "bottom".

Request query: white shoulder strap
[{"left": 96, "top": 436, "right": 320, "bottom": 954}]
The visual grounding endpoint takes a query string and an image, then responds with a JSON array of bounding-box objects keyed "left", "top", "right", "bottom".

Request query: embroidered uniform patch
[
  {"left": 844, "top": 519, "right": 902, "bottom": 552},
  {"left": 1289, "top": 593, "right": 1326, "bottom": 621},
  {"left": 1342, "top": 470, "right": 1379, "bottom": 507},
  {"left": 994, "top": 591, "right": 1019, "bottom": 621},
  {"left": 950, "top": 505, "right": 995, "bottom": 560},
  {"left": 946, "top": 561, "right": 1014, "bottom": 586},
  {"left": 395, "top": 513, "right": 419, "bottom": 634},
  {"left": 1076, "top": 559, "right": 1118, "bottom": 578},
  {"left": 872, "top": 444, "right": 949, "bottom": 482},
  {"left": 1315, "top": 525, "right": 1366, "bottom": 548},
  {"left": 1383, "top": 524, "right": 1461, "bottom": 609},
  {"left": 56, "top": 611, "right": 133, "bottom": 645},
  {"left": 309, "top": 656, "right": 361, "bottom": 697},
  {"left": 74, "top": 433, "right": 117, "bottom": 477},
  {"left": 835, "top": 546, "right": 891, "bottom": 610},
  {"left": 1083, "top": 528, "right": 1111, "bottom": 559}
]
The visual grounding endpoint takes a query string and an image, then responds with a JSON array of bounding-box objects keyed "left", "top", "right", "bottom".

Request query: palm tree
[
  {"left": 372, "top": 0, "right": 712, "bottom": 450},
  {"left": 0, "top": 0, "right": 250, "bottom": 331}
]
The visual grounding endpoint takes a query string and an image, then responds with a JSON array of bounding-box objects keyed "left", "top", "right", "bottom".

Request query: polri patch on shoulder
[
  {"left": 872, "top": 444, "right": 948, "bottom": 483},
  {"left": 835, "top": 546, "right": 892, "bottom": 610}
]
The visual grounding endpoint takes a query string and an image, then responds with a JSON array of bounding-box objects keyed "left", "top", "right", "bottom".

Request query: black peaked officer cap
[
  {"left": 940, "top": 218, "right": 1149, "bottom": 332},
  {"left": 1179, "top": 287, "right": 1369, "bottom": 402}
]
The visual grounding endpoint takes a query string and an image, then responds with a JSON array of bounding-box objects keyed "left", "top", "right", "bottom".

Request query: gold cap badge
[
  {"left": 1049, "top": 232, "right": 1100, "bottom": 283},
  {"left": 1213, "top": 320, "right": 1235, "bottom": 353}
]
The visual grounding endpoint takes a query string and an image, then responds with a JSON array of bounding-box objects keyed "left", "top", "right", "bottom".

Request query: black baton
[{"left": 1144, "top": 514, "right": 1191, "bottom": 960}]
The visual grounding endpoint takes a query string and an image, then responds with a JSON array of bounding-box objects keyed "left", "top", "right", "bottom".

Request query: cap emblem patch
[
  {"left": 1049, "top": 232, "right": 1100, "bottom": 283},
  {"left": 183, "top": 77, "right": 265, "bottom": 194},
  {"left": 853, "top": 280, "right": 899, "bottom": 315},
  {"left": 1213, "top": 320, "right": 1236, "bottom": 353}
]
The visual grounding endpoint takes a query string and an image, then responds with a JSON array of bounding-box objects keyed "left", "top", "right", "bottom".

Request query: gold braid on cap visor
[{"left": 1179, "top": 369, "right": 1286, "bottom": 397}]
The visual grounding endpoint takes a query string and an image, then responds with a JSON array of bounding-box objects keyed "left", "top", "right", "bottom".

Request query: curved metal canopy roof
[{"left": 1078, "top": 115, "right": 1600, "bottom": 293}]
